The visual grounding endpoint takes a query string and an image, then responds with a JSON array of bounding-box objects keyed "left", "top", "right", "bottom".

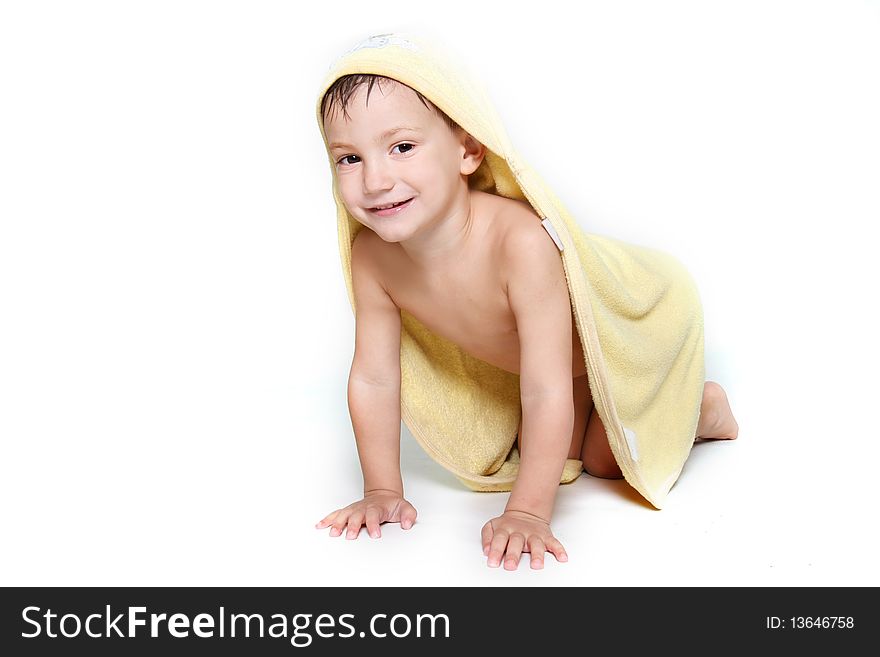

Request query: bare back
[{"left": 363, "top": 190, "right": 586, "bottom": 378}]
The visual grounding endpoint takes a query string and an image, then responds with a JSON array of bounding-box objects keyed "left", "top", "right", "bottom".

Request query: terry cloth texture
[{"left": 315, "top": 32, "right": 705, "bottom": 509}]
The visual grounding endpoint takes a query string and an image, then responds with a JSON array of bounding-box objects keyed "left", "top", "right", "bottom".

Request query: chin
[
  {"left": 368, "top": 224, "right": 414, "bottom": 244},
  {"left": 358, "top": 212, "right": 422, "bottom": 244}
]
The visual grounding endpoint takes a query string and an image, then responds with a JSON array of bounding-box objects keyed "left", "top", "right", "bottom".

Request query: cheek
[
  {"left": 335, "top": 177, "right": 359, "bottom": 206},
  {"left": 409, "top": 162, "right": 446, "bottom": 191}
]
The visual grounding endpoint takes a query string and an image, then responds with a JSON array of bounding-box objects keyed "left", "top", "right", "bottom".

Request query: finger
[
  {"left": 527, "top": 536, "right": 547, "bottom": 570},
  {"left": 547, "top": 537, "right": 569, "bottom": 563},
  {"left": 487, "top": 530, "right": 509, "bottom": 568},
  {"left": 329, "top": 512, "right": 349, "bottom": 537},
  {"left": 345, "top": 512, "right": 365, "bottom": 539},
  {"left": 400, "top": 503, "right": 417, "bottom": 530},
  {"left": 480, "top": 522, "right": 494, "bottom": 556},
  {"left": 365, "top": 507, "right": 382, "bottom": 539},
  {"left": 504, "top": 533, "right": 525, "bottom": 571},
  {"left": 315, "top": 510, "right": 339, "bottom": 529}
]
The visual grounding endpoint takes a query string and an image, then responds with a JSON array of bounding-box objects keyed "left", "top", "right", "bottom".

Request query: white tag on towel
[
  {"left": 623, "top": 427, "right": 639, "bottom": 461},
  {"left": 345, "top": 33, "right": 419, "bottom": 56},
  {"left": 331, "top": 34, "right": 420, "bottom": 72},
  {"left": 541, "top": 217, "right": 564, "bottom": 252}
]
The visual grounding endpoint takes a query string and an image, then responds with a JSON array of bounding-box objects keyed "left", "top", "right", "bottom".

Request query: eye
[
  {"left": 337, "top": 154, "right": 360, "bottom": 166},
  {"left": 392, "top": 142, "right": 415, "bottom": 155}
]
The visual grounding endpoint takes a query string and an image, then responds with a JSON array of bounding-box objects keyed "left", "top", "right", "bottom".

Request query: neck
[{"left": 398, "top": 187, "right": 479, "bottom": 272}]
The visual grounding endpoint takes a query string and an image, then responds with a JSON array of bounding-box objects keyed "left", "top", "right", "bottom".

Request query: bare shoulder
[
  {"left": 351, "top": 225, "right": 382, "bottom": 261},
  {"left": 493, "top": 197, "right": 564, "bottom": 288},
  {"left": 350, "top": 227, "right": 400, "bottom": 306},
  {"left": 351, "top": 227, "right": 394, "bottom": 287}
]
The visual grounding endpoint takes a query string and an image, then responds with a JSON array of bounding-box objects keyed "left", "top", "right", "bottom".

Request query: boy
[{"left": 314, "top": 45, "right": 738, "bottom": 570}]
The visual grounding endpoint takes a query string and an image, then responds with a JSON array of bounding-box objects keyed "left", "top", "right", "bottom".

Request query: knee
[
  {"left": 582, "top": 447, "right": 623, "bottom": 479},
  {"left": 581, "top": 410, "right": 623, "bottom": 479},
  {"left": 583, "top": 444, "right": 623, "bottom": 479},
  {"left": 584, "top": 461, "right": 623, "bottom": 480}
]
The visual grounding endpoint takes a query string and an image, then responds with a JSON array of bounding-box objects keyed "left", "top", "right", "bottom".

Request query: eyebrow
[{"left": 328, "top": 126, "right": 422, "bottom": 151}]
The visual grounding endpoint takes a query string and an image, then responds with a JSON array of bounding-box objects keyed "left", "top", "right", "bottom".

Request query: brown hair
[{"left": 320, "top": 74, "right": 460, "bottom": 134}]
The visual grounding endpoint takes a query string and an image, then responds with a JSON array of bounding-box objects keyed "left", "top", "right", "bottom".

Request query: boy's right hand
[{"left": 315, "top": 489, "right": 417, "bottom": 539}]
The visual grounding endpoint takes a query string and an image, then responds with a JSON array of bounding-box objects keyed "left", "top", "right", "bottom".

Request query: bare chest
[
  {"left": 384, "top": 259, "right": 585, "bottom": 378},
  {"left": 388, "top": 261, "right": 524, "bottom": 374}
]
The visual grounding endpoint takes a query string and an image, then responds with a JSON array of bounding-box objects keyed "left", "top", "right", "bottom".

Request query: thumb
[{"left": 399, "top": 501, "right": 417, "bottom": 529}]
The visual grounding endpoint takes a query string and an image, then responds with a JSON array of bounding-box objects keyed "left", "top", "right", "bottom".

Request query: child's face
[{"left": 324, "top": 80, "right": 476, "bottom": 243}]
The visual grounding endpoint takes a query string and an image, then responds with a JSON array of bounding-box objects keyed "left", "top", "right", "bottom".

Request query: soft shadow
[
  {"left": 400, "top": 433, "right": 465, "bottom": 490},
  {"left": 592, "top": 475, "right": 658, "bottom": 510}
]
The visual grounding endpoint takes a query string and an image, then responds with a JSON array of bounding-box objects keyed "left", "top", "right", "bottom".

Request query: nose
[{"left": 362, "top": 158, "right": 394, "bottom": 195}]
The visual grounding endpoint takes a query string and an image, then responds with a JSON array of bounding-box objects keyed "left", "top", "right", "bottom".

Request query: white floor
[
  {"left": 5, "top": 363, "right": 876, "bottom": 587},
  {"left": 299, "top": 376, "right": 879, "bottom": 587}
]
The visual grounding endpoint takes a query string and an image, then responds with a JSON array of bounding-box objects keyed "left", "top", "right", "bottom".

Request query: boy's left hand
[{"left": 481, "top": 509, "right": 568, "bottom": 570}]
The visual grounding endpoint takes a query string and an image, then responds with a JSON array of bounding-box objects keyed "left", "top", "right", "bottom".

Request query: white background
[{"left": 1, "top": 0, "right": 878, "bottom": 586}]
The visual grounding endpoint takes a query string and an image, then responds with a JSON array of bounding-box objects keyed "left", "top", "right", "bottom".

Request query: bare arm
[
  {"left": 347, "top": 229, "right": 403, "bottom": 495},
  {"left": 504, "top": 226, "right": 574, "bottom": 522},
  {"left": 481, "top": 223, "right": 574, "bottom": 570},
  {"left": 480, "top": 224, "right": 574, "bottom": 568},
  {"left": 316, "top": 230, "right": 417, "bottom": 540}
]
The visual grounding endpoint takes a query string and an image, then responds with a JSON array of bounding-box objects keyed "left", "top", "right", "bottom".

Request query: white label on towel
[
  {"left": 541, "top": 217, "right": 564, "bottom": 252},
  {"left": 330, "top": 34, "right": 420, "bottom": 72},
  {"left": 623, "top": 427, "right": 639, "bottom": 461},
  {"left": 346, "top": 33, "right": 419, "bottom": 55}
]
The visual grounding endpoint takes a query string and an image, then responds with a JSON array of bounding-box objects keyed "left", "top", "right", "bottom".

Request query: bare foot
[{"left": 694, "top": 381, "right": 739, "bottom": 441}]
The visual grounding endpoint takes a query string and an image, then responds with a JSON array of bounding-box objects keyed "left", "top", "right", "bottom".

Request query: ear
[{"left": 459, "top": 131, "right": 486, "bottom": 176}]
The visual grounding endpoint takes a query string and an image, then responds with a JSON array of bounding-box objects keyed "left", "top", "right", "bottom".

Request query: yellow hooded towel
[{"left": 315, "top": 33, "right": 705, "bottom": 510}]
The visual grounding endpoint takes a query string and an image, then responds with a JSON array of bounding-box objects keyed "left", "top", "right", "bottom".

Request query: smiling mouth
[{"left": 370, "top": 198, "right": 413, "bottom": 211}]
